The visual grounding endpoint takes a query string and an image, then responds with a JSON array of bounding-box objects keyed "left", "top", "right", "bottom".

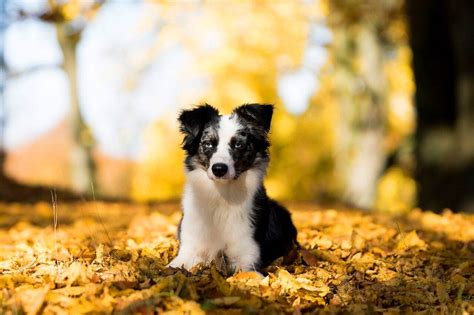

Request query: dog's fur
[{"left": 168, "top": 104, "right": 297, "bottom": 272}]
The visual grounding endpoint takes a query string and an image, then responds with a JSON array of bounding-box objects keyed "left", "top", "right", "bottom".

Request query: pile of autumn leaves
[{"left": 0, "top": 202, "right": 473, "bottom": 314}]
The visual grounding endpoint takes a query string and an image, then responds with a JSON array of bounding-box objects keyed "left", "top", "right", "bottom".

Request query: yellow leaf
[
  {"left": 210, "top": 264, "right": 233, "bottom": 296},
  {"left": 396, "top": 231, "right": 427, "bottom": 251},
  {"left": 17, "top": 285, "right": 49, "bottom": 315}
]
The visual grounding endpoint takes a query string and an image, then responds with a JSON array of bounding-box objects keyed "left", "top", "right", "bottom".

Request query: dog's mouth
[
  {"left": 209, "top": 176, "right": 234, "bottom": 182},
  {"left": 207, "top": 172, "right": 236, "bottom": 181}
]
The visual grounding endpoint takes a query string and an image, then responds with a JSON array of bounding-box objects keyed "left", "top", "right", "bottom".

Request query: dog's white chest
[{"left": 169, "top": 168, "right": 262, "bottom": 271}]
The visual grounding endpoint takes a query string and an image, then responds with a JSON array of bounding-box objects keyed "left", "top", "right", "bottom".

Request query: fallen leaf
[
  {"left": 17, "top": 285, "right": 49, "bottom": 315},
  {"left": 211, "top": 264, "right": 233, "bottom": 296},
  {"left": 396, "top": 231, "right": 427, "bottom": 251},
  {"left": 301, "top": 249, "right": 319, "bottom": 266}
]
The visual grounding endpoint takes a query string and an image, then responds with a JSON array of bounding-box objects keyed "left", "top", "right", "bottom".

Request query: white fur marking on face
[{"left": 208, "top": 115, "right": 241, "bottom": 180}]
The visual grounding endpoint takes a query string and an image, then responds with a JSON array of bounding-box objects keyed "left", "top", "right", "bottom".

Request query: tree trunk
[
  {"left": 332, "top": 23, "right": 387, "bottom": 210},
  {"left": 0, "top": 0, "right": 7, "bottom": 179},
  {"left": 55, "top": 23, "right": 97, "bottom": 194},
  {"left": 407, "top": 0, "right": 474, "bottom": 212}
]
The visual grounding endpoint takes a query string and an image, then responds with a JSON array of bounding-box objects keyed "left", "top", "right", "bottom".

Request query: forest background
[{"left": 1, "top": 0, "right": 473, "bottom": 214}]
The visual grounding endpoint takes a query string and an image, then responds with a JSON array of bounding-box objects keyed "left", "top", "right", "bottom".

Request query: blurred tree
[
  {"left": 40, "top": 0, "right": 104, "bottom": 194},
  {"left": 0, "top": 1, "right": 7, "bottom": 178},
  {"left": 0, "top": 1, "right": 80, "bottom": 203},
  {"left": 0, "top": 0, "right": 8, "bottom": 180},
  {"left": 327, "top": 0, "right": 409, "bottom": 209},
  {"left": 407, "top": 0, "right": 474, "bottom": 212}
]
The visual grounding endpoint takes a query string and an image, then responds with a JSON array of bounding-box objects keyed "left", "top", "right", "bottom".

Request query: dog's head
[{"left": 178, "top": 103, "right": 273, "bottom": 181}]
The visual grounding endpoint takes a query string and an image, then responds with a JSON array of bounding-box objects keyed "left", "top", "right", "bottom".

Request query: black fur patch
[
  {"left": 251, "top": 186, "right": 298, "bottom": 269},
  {"left": 228, "top": 104, "right": 274, "bottom": 178},
  {"left": 195, "top": 124, "right": 219, "bottom": 170},
  {"left": 178, "top": 104, "right": 220, "bottom": 155},
  {"left": 233, "top": 103, "right": 273, "bottom": 132},
  {"left": 227, "top": 128, "right": 267, "bottom": 178},
  {"left": 179, "top": 104, "right": 220, "bottom": 171}
]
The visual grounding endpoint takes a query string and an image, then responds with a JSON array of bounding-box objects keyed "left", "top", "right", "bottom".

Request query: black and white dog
[{"left": 168, "top": 104, "right": 297, "bottom": 272}]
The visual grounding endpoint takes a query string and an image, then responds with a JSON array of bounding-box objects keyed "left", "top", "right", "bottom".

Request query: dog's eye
[
  {"left": 233, "top": 141, "right": 244, "bottom": 149},
  {"left": 202, "top": 141, "right": 214, "bottom": 149}
]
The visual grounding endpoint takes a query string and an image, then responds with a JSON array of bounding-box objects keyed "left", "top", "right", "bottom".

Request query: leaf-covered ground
[{"left": 0, "top": 201, "right": 473, "bottom": 314}]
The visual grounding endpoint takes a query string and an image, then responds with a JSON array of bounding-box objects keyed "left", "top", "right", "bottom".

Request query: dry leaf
[
  {"left": 1, "top": 201, "right": 473, "bottom": 314},
  {"left": 396, "top": 231, "right": 427, "bottom": 251},
  {"left": 17, "top": 285, "right": 49, "bottom": 315},
  {"left": 301, "top": 249, "right": 319, "bottom": 266}
]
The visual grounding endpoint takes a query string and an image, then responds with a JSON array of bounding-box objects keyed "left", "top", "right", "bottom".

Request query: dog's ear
[
  {"left": 233, "top": 103, "right": 273, "bottom": 132},
  {"left": 178, "top": 104, "right": 219, "bottom": 153}
]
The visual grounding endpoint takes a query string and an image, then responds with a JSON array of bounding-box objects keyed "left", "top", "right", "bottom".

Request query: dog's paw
[
  {"left": 167, "top": 257, "right": 187, "bottom": 269},
  {"left": 168, "top": 254, "right": 201, "bottom": 270}
]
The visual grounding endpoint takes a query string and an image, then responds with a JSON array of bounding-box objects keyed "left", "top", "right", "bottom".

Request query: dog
[{"left": 168, "top": 103, "right": 297, "bottom": 272}]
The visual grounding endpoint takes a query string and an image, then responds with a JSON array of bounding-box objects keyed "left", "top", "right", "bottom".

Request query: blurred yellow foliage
[
  {"left": 375, "top": 167, "right": 417, "bottom": 213},
  {"left": 131, "top": 120, "right": 185, "bottom": 202},
  {"left": 197, "top": 1, "right": 312, "bottom": 107},
  {"left": 60, "top": 0, "right": 81, "bottom": 21},
  {"left": 267, "top": 96, "right": 339, "bottom": 200},
  {"left": 48, "top": 0, "right": 102, "bottom": 22},
  {"left": 385, "top": 46, "right": 416, "bottom": 152}
]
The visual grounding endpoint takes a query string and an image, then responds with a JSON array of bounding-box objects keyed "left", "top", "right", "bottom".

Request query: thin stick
[
  {"left": 395, "top": 222, "right": 407, "bottom": 250},
  {"left": 50, "top": 189, "right": 58, "bottom": 267},
  {"left": 90, "top": 182, "right": 112, "bottom": 246},
  {"left": 79, "top": 195, "right": 97, "bottom": 246}
]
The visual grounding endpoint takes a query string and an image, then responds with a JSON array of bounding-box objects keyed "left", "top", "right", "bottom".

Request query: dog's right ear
[{"left": 178, "top": 104, "right": 219, "bottom": 153}]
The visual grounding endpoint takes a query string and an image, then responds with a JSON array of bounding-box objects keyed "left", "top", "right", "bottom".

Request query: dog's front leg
[
  {"left": 226, "top": 238, "right": 260, "bottom": 272},
  {"left": 168, "top": 214, "right": 218, "bottom": 270}
]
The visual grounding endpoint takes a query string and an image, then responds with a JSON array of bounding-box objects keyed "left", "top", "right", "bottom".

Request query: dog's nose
[{"left": 212, "top": 163, "right": 228, "bottom": 178}]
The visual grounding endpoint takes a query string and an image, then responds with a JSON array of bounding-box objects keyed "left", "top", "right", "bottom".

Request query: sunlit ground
[{"left": 0, "top": 202, "right": 472, "bottom": 314}]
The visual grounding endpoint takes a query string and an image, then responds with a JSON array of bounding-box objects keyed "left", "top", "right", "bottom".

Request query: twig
[
  {"left": 90, "top": 182, "right": 113, "bottom": 246},
  {"left": 79, "top": 195, "right": 97, "bottom": 246},
  {"left": 50, "top": 189, "right": 58, "bottom": 269},
  {"left": 395, "top": 222, "right": 407, "bottom": 250}
]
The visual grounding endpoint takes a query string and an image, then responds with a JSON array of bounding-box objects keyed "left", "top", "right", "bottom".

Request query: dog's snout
[{"left": 212, "top": 163, "right": 228, "bottom": 178}]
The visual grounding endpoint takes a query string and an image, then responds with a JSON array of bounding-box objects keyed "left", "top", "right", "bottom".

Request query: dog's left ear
[{"left": 233, "top": 103, "right": 274, "bottom": 132}]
